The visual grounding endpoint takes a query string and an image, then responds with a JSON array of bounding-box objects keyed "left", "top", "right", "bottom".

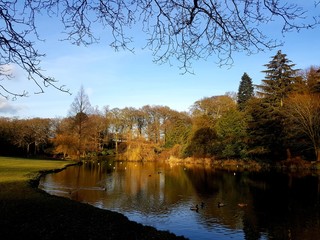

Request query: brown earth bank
[
  {"left": 0, "top": 172, "right": 187, "bottom": 240},
  {"left": 115, "top": 141, "right": 320, "bottom": 173},
  {"left": 166, "top": 156, "right": 320, "bottom": 174}
]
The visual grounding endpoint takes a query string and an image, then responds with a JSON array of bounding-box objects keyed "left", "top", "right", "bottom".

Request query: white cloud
[
  {"left": 0, "top": 99, "right": 23, "bottom": 115},
  {"left": 0, "top": 63, "right": 24, "bottom": 81}
]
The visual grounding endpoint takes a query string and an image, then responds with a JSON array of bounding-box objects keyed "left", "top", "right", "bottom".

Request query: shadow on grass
[{"left": 0, "top": 172, "right": 187, "bottom": 240}]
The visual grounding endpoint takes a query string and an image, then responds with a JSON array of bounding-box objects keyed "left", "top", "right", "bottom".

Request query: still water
[{"left": 39, "top": 160, "right": 320, "bottom": 240}]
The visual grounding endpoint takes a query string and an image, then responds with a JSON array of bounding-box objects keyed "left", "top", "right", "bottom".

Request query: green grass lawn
[{"left": 0, "top": 156, "right": 74, "bottom": 183}]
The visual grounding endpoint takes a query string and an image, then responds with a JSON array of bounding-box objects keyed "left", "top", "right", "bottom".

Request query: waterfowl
[
  {"left": 238, "top": 203, "right": 248, "bottom": 207},
  {"left": 190, "top": 204, "right": 199, "bottom": 211},
  {"left": 217, "top": 202, "right": 225, "bottom": 208}
]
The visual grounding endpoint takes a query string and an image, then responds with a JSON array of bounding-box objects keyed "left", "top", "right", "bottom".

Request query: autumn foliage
[{"left": 0, "top": 52, "right": 320, "bottom": 163}]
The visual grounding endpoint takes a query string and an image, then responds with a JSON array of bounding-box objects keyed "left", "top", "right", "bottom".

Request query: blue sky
[{"left": 1, "top": 2, "right": 319, "bottom": 119}]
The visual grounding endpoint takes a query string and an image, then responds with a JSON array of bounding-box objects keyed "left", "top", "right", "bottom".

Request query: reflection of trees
[
  {"left": 183, "top": 166, "right": 219, "bottom": 196},
  {"left": 45, "top": 163, "right": 320, "bottom": 240},
  {"left": 248, "top": 172, "right": 320, "bottom": 240},
  {"left": 184, "top": 169, "right": 320, "bottom": 240},
  {"left": 103, "top": 162, "right": 201, "bottom": 212},
  {"left": 186, "top": 169, "right": 256, "bottom": 232}
]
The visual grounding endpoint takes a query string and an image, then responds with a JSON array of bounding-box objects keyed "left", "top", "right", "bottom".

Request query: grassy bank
[{"left": 0, "top": 157, "right": 186, "bottom": 240}]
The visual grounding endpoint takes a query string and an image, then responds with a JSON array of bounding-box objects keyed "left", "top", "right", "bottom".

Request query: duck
[
  {"left": 238, "top": 203, "right": 248, "bottom": 207},
  {"left": 190, "top": 204, "right": 199, "bottom": 211},
  {"left": 217, "top": 202, "right": 226, "bottom": 208}
]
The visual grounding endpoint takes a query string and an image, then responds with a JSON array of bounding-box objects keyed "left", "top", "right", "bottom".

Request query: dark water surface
[{"left": 39, "top": 161, "right": 320, "bottom": 240}]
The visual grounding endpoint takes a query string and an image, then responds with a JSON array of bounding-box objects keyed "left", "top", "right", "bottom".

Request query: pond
[{"left": 39, "top": 160, "right": 320, "bottom": 240}]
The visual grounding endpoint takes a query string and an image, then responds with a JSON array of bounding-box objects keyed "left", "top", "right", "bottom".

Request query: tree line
[{"left": 0, "top": 51, "right": 319, "bottom": 162}]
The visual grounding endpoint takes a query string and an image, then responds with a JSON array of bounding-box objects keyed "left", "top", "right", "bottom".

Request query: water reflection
[{"left": 39, "top": 161, "right": 320, "bottom": 240}]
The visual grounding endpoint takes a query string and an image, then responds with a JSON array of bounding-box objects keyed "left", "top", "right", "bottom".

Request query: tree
[
  {"left": 256, "top": 50, "right": 300, "bottom": 106},
  {"left": 186, "top": 95, "right": 237, "bottom": 158},
  {"left": 142, "top": 105, "right": 162, "bottom": 143},
  {"left": 184, "top": 127, "right": 218, "bottom": 158},
  {"left": 9, "top": 118, "right": 52, "bottom": 156},
  {"left": 252, "top": 51, "right": 301, "bottom": 160},
  {"left": 162, "top": 110, "right": 192, "bottom": 149},
  {"left": 106, "top": 107, "right": 126, "bottom": 155},
  {"left": 283, "top": 93, "right": 320, "bottom": 161},
  {"left": 191, "top": 95, "right": 236, "bottom": 119},
  {"left": 305, "top": 66, "right": 320, "bottom": 93},
  {"left": 1, "top": 1, "right": 319, "bottom": 98},
  {"left": 245, "top": 97, "right": 284, "bottom": 159},
  {"left": 215, "top": 109, "right": 248, "bottom": 158},
  {"left": 237, "top": 73, "right": 254, "bottom": 111},
  {"left": 52, "top": 118, "right": 78, "bottom": 159},
  {"left": 68, "top": 85, "right": 93, "bottom": 159},
  {"left": 190, "top": 95, "right": 236, "bottom": 132},
  {"left": 85, "top": 111, "right": 108, "bottom": 155},
  {"left": 0, "top": 117, "right": 23, "bottom": 156}
]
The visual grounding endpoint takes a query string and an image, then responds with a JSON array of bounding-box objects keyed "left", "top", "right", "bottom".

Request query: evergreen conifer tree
[
  {"left": 256, "top": 50, "right": 299, "bottom": 106},
  {"left": 237, "top": 72, "right": 254, "bottom": 111},
  {"left": 247, "top": 51, "right": 299, "bottom": 160}
]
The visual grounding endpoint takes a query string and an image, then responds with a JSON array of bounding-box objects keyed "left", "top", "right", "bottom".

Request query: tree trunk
[
  {"left": 27, "top": 143, "right": 30, "bottom": 155},
  {"left": 286, "top": 148, "right": 292, "bottom": 160},
  {"left": 317, "top": 148, "right": 320, "bottom": 161},
  {"left": 115, "top": 132, "right": 118, "bottom": 155}
]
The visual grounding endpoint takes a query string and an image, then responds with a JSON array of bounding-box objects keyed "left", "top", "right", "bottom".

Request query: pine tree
[
  {"left": 237, "top": 72, "right": 254, "bottom": 111},
  {"left": 247, "top": 51, "right": 299, "bottom": 160},
  {"left": 256, "top": 50, "right": 299, "bottom": 106}
]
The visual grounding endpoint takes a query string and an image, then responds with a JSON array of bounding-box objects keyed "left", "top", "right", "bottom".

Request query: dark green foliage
[
  {"left": 164, "top": 118, "right": 192, "bottom": 148},
  {"left": 184, "top": 127, "right": 218, "bottom": 158},
  {"left": 215, "top": 109, "right": 248, "bottom": 158},
  {"left": 247, "top": 51, "right": 300, "bottom": 160},
  {"left": 246, "top": 98, "right": 287, "bottom": 160},
  {"left": 256, "top": 50, "right": 299, "bottom": 105},
  {"left": 237, "top": 72, "right": 254, "bottom": 111}
]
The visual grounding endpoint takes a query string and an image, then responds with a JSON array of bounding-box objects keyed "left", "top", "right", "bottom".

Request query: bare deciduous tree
[
  {"left": 69, "top": 85, "right": 93, "bottom": 159},
  {"left": 284, "top": 93, "right": 320, "bottom": 161},
  {"left": 1, "top": 1, "right": 319, "bottom": 98}
]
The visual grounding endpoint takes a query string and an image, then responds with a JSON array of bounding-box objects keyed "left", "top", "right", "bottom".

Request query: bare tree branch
[
  {"left": 0, "top": 0, "right": 319, "bottom": 98},
  {"left": 0, "top": 0, "right": 70, "bottom": 99}
]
